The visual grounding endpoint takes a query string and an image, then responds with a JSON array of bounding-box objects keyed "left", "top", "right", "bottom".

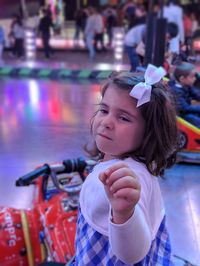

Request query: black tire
[{"left": 178, "top": 131, "right": 188, "bottom": 150}]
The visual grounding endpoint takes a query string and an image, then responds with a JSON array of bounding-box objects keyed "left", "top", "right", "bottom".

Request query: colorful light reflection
[
  {"left": 29, "top": 80, "right": 39, "bottom": 106},
  {"left": 0, "top": 79, "right": 100, "bottom": 141}
]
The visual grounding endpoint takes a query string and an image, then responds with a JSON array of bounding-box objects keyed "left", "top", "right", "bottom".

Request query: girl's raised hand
[{"left": 99, "top": 162, "right": 141, "bottom": 224}]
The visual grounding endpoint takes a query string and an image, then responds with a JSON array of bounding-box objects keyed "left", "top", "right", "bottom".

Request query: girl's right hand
[{"left": 99, "top": 162, "right": 141, "bottom": 224}]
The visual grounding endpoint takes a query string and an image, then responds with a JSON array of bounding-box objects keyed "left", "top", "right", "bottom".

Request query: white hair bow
[{"left": 129, "top": 64, "right": 166, "bottom": 107}]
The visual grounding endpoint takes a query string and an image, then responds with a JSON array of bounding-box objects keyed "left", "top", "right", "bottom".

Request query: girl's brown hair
[{"left": 85, "top": 71, "right": 178, "bottom": 176}]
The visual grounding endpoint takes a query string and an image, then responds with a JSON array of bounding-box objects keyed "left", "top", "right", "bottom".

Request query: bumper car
[
  {"left": 0, "top": 158, "right": 95, "bottom": 266},
  {"left": 177, "top": 116, "right": 200, "bottom": 163}
]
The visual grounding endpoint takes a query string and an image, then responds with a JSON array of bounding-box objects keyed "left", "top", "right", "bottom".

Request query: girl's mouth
[{"left": 98, "top": 133, "right": 112, "bottom": 140}]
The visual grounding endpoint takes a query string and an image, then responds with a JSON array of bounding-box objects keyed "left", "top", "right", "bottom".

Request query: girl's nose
[{"left": 101, "top": 114, "right": 114, "bottom": 129}]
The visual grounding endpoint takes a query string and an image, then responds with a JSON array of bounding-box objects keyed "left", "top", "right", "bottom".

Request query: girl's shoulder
[
  {"left": 124, "top": 157, "right": 157, "bottom": 189},
  {"left": 124, "top": 157, "right": 151, "bottom": 175},
  {"left": 94, "top": 158, "right": 154, "bottom": 182},
  {"left": 93, "top": 158, "right": 119, "bottom": 172},
  {"left": 95, "top": 157, "right": 150, "bottom": 174}
]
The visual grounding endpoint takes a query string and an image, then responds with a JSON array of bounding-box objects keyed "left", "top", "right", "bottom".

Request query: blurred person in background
[
  {"left": 124, "top": 21, "right": 178, "bottom": 72},
  {"left": 129, "top": 4, "right": 147, "bottom": 28},
  {"left": 84, "top": 7, "right": 99, "bottom": 59},
  {"left": 124, "top": 23, "right": 146, "bottom": 71},
  {"left": 122, "top": 0, "right": 136, "bottom": 29},
  {"left": 161, "top": 0, "right": 184, "bottom": 56},
  {"left": 10, "top": 14, "right": 25, "bottom": 59},
  {"left": 38, "top": 8, "right": 54, "bottom": 59},
  {"left": 103, "top": 5, "right": 117, "bottom": 48},
  {"left": 170, "top": 62, "right": 200, "bottom": 128},
  {"left": 123, "top": 5, "right": 147, "bottom": 71},
  {"left": 94, "top": 8, "right": 106, "bottom": 52},
  {"left": 74, "top": 8, "right": 88, "bottom": 47}
]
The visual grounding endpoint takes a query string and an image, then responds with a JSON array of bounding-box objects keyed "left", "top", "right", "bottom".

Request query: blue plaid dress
[{"left": 68, "top": 208, "right": 174, "bottom": 266}]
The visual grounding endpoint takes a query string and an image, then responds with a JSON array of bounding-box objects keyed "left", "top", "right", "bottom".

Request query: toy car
[{"left": 177, "top": 116, "right": 200, "bottom": 163}]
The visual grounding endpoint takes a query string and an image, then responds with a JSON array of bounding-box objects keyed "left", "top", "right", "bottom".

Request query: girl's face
[{"left": 92, "top": 86, "right": 146, "bottom": 161}]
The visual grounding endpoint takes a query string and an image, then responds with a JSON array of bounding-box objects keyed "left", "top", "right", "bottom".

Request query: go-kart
[
  {"left": 165, "top": 77, "right": 200, "bottom": 164},
  {"left": 177, "top": 116, "right": 200, "bottom": 163},
  {"left": 0, "top": 157, "right": 95, "bottom": 266}
]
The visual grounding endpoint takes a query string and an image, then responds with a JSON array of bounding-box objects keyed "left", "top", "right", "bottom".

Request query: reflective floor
[{"left": 0, "top": 78, "right": 199, "bottom": 265}]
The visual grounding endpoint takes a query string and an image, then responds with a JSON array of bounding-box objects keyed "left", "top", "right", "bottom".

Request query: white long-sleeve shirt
[
  {"left": 80, "top": 158, "right": 165, "bottom": 264},
  {"left": 84, "top": 13, "right": 104, "bottom": 37},
  {"left": 124, "top": 24, "right": 146, "bottom": 47}
]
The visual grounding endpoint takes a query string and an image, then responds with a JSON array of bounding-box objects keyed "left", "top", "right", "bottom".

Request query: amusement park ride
[{"left": 177, "top": 116, "right": 200, "bottom": 163}]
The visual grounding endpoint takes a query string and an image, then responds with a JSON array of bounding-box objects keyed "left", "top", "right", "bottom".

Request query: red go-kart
[{"left": 0, "top": 158, "right": 95, "bottom": 266}]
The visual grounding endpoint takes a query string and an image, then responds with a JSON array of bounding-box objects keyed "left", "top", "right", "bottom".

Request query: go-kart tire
[{"left": 178, "top": 131, "right": 188, "bottom": 149}]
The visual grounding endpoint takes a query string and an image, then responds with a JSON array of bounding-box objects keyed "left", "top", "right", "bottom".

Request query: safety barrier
[{"left": 0, "top": 66, "right": 113, "bottom": 80}]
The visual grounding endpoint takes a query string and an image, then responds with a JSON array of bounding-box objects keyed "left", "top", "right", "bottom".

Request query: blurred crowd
[{"left": 0, "top": 0, "right": 199, "bottom": 65}]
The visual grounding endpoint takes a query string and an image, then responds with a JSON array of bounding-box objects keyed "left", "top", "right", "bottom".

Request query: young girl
[{"left": 70, "top": 64, "right": 178, "bottom": 265}]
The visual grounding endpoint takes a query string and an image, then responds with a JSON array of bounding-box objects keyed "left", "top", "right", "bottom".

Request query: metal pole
[
  {"left": 144, "top": 0, "right": 155, "bottom": 66},
  {"left": 153, "top": 0, "right": 167, "bottom": 67},
  {"left": 159, "top": 0, "right": 164, "bottom": 18}
]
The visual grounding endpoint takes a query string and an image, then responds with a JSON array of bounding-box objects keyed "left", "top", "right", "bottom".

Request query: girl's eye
[
  {"left": 99, "top": 108, "right": 108, "bottom": 114},
  {"left": 119, "top": 116, "right": 130, "bottom": 122}
]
